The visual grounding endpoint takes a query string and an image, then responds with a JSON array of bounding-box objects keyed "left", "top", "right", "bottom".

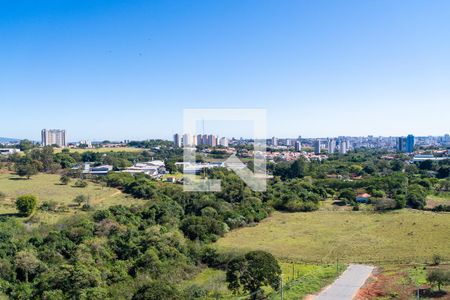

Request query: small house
[{"left": 356, "top": 193, "right": 371, "bottom": 203}]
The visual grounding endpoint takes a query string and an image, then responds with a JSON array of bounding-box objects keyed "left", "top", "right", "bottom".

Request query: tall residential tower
[{"left": 41, "top": 129, "right": 66, "bottom": 147}]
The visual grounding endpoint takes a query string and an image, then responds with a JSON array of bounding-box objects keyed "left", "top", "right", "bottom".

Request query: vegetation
[
  {"left": 427, "top": 268, "right": 450, "bottom": 291},
  {"left": 226, "top": 250, "right": 281, "bottom": 299},
  {"left": 15, "top": 195, "right": 38, "bottom": 216},
  {"left": 216, "top": 210, "right": 450, "bottom": 263},
  {"left": 0, "top": 145, "right": 447, "bottom": 299}
]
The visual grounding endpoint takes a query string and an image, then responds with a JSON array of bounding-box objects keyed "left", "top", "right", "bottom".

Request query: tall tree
[{"left": 226, "top": 251, "right": 281, "bottom": 300}]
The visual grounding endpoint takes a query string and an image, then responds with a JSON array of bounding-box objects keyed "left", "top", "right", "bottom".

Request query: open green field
[
  {"left": 0, "top": 173, "right": 145, "bottom": 225},
  {"left": 216, "top": 210, "right": 450, "bottom": 264},
  {"left": 53, "top": 147, "right": 143, "bottom": 153}
]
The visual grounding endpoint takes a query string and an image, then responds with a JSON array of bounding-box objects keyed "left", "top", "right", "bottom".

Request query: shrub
[
  {"left": 74, "top": 180, "right": 88, "bottom": 188},
  {"left": 432, "top": 254, "right": 442, "bottom": 266},
  {"left": 427, "top": 269, "right": 450, "bottom": 291},
  {"left": 73, "top": 195, "right": 89, "bottom": 206},
  {"left": 40, "top": 200, "right": 58, "bottom": 212},
  {"left": 16, "top": 195, "right": 38, "bottom": 216},
  {"left": 374, "top": 199, "right": 397, "bottom": 211},
  {"left": 59, "top": 175, "right": 70, "bottom": 185}
]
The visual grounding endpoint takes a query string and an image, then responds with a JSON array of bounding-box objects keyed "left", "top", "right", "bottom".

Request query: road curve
[{"left": 314, "top": 264, "right": 374, "bottom": 300}]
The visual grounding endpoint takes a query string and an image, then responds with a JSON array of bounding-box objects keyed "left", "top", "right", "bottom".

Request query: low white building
[
  {"left": 122, "top": 160, "right": 166, "bottom": 177},
  {"left": 0, "top": 148, "right": 20, "bottom": 155}
]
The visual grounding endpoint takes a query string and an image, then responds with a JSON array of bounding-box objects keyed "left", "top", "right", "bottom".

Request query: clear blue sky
[{"left": 1, "top": 0, "right": 449, "bottom": 141}]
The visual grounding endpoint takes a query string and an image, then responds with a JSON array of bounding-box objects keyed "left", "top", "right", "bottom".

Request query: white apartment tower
[
  {"left": 219, "top": 137, "right": 229, "bottom": 147},
  {"left": 327, "top": 139, "right": 337, "bottom": 154},
  {"left": 339, "top": 140, "right": 348, "bottom": 154},
  {"left": 271, "top": 136, "right": 278, "bottom": 146},
  {"left": 41, "top": 129, "right": 66, "bottom": 147}
]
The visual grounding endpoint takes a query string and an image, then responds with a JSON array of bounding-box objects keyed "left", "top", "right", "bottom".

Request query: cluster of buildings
[
  {"left": 173, "top": 133, "right": 229, "bottom": 147},
  {"left": 312, "top": 138, "right": 350, "bottom": 155},
  {"left": 396, "top": 134, "right": 415, "bottom": 153}
]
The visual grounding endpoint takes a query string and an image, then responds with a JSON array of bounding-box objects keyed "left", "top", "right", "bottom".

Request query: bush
[
  {"left": 432, "top": 254, "right": 442, "bottom": 266},
  {"left": 73, "top": 195, "right": 89, "bottom": 206},
  {"left": 59, "top": 175, "right": 70, "bottom": 185},
  {"left": 374, "top": 199, "right": 397, "bottom": 211},
  {"left": 16, "top": 195, "right": 38, "bottom": 216},
  {"left": 40, "top": 200, "right": 58, "bottom": 212},
  {"left": 427, "top": 268, "right": 450, "bottom": 291},
  {"left": 74, "top": 180, "right": 88, "bottom": 188},
  {"left": 132, "top": 281, "right": 181, "bottom": 300}
]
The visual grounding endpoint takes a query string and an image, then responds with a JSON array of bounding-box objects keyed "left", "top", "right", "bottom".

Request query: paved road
[{"left": 314, "top": 264, "right": 375, "bottom": 300}]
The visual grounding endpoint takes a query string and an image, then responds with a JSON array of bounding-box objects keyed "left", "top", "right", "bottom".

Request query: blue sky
[{"left": 1, "top": 0, "right": 449, "bottom": 141}]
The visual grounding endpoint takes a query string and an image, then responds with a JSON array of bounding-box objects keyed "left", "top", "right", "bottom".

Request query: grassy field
[
  {"left": 0, "top": 173, "right": 145, "bottom": 225},
  {"left": 53, "top": 147, "right": 143, "bottom": 153},
  {"left": 182, "top": 262, "right": 342, "bottom": 300},
  {"left": 216, "top": 210, "right": 450, "bottom": 264},
  {"left": 426, "top": 192, "right": 450, "bottom": 209}
]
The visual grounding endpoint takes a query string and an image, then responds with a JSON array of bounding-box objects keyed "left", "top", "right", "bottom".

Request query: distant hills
[{"left": 0, "top": 137, "right": 20, "bottom": 143}]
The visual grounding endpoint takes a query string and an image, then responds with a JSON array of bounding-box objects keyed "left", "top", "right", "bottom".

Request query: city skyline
[
  {"left": 2, "top": 1, "right": 450, "bottom": 140},
  {"left": 2, "top": 131, "right": 450, "bottom": 144}
]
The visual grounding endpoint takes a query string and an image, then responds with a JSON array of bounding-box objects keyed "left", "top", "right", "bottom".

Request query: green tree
[
  {"left": 17, "top": 139, "right": 35, "bottom": 151},
  {"left": 290, "top": 158, "right": 306, "bottom": 178},
  {"left": 132, "top": 281, "right": 180, "bottom": 300},
  {"left": 14, "top": 250, "right": 42, "bottom": 282},
  {"left": 338, "top": 188, "right": 356, "bottom": 203},
  {"left": 60, "top": 175, "right": 71, "bottom": 185},
  {"left": 226, "top": 250, "right": 281, "bottom": 300},
  {"left": 15, "top": 195, "right": 38, "bottom": 216},
  {"left": 427, "top": 269, "right": 450, "bottom": 291},
  {"left": 15, "top": 162, "right": 39, "bottom": 179},
  {"left": 406, "top": 184, "right": 427, "bottom": 209}
]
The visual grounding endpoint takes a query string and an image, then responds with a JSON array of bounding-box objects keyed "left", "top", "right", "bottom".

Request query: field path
[{"left": 313, "top": 264, "right": 374, "bottom": 300}]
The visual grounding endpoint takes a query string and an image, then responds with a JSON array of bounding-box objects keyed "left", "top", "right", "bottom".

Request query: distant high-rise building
[
  {"left": 444, "top": 134, "right": 450, "bottom": 145},
  {"left": 295, "top": 141, "right": 302, "bottom": 152},
  {"left": 314, "top": 139, "right": 321, "bottom": 154},
  {"left": 41, "top": 129, "right": 66, "bottom": 147},
  {"left": 396, "top": 135, "right": 414, "bottom": 153},
  {"left": 396, "top": 137, "right": 406, "bottom": 152},
  {"left": 206, "top": 134, "right": 217, "bottom": 147},
  {"left": 327, "top": 139, "right": 337, "bottom": 154},
  {"left": 406, "top": 134, "right": 415, "bottom": 153},
  {"left": 271, "top": 136, "right": 278, "bottom": 147},
  {"left": 182, "top": 133, "right": 192, "bottom": 146},
  {"left": 219, "top": 137, "right": 229, "bottom": 147},
  {"left": 197, "top": 134, "right": 203, "bottom": 145},
  {"left": 339, "top": 140, "right": 348, "bottom": 154},
  {"left": 173, "top": 133, "right": 182, "bottom": 147}
]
